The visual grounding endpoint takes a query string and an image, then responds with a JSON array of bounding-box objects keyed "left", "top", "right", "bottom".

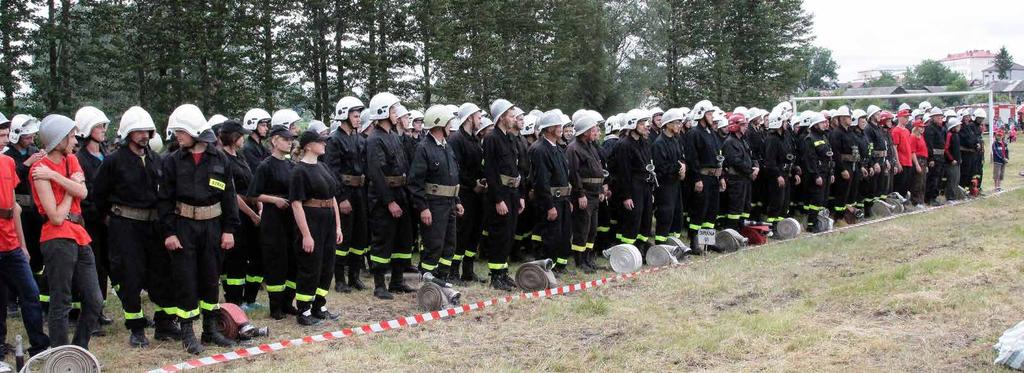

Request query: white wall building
[
  {"left": 939, "top": 50, "right": 996, "bottom": 81},
  {"left": 854, "top": 65, "right": 907, "bottom": 83},
  {"left": 982, "top": 63, "right": 1024, "bottom": 83}
]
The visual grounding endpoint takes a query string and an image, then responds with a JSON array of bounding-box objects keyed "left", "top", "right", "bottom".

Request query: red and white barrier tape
[{"left": 148, "top": 188, "right": 1013, "bottom": 372}]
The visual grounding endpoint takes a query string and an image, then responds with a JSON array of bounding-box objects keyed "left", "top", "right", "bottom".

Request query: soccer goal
[{"left": 791, "top": 90, "right": 996, "bottom": 149}]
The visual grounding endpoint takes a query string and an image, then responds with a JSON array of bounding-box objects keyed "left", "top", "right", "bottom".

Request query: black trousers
[
  {"left": 764, "top": 174, "right": 791, "bottom": 223},
  {"left": 170, "top": 218, "right": 223, "bottom": 321},
  {"left": 223, "top": 211, "right": 261, "bottom": 305},
  {"left": 541, "top": 199, "right": 572, "bottom": 268},
  {"left": 483, "top": 195, "right": 519, "bottom": 274},
  {"left": 571, "top": 195, "right": 599, "bottom": 254},
  {"left": 925, "top": 160, "right": 945, "bottom": 202},
  {"left": 801, "top": 176, "right": 827, "bottom": 230},
  {"left": 419, "top": 198, "right": 457, "bottom": 274},
  {"left": 960, "top": 151, "right": 980, "bottom": 188},
  {"left": 368, "top": 199, "right": 414, "bottom": 273},
  {"left": 455, "top": 190, "right": 484, "bottom": 263},
  {"left": 686, "top": 174, "right": 721, "bottom": 238},
  {"left": 336, "top": 188, "right": 368, "bottom": 282},
  {"left": 617, "top": 182, "right": 654, "bottom": 249},
  {"left": 653, "top": 182, "right": 683, "bottom": 243},
  {"left": 294, "top": 206, "right": 336, "bottom": 312},
  {"left": 20, "top": 207, "right": 46, "bottom": 307},
  {"left": 42, "top": 239, "right": 103, "bottom": 349},
  {"left": 722, "top": 176, "right": 751, "bottom": 230},
  {"left": 83, "top": 212, "right": 109, "bottom": 302},
  {"left": 108, "top": 216, "right": 174, "bottom": 330},
  {"left": 893, "top": 166, "right": 911, "bottom": 198},
  {"left": 261, "top": 206, "right": 296, "bottom": 301}
]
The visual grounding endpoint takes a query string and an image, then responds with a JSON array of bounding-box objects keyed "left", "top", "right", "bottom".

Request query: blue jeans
[{"left": 0, "top": 249, "right": 50, "bottom": 355}]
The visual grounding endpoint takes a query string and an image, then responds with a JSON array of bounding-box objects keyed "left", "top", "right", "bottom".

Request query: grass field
[{"left": 5, "top": 141, "right": 1024, "bottom": 372}]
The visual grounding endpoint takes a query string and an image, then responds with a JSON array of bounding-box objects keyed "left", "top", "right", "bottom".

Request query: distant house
[
  {"left": 924, "top": 86, "right": 949, "bottom": 94},
  {"left": 982, "top": 63, "right": 1024, "bottom": 82},
  {"left": 940, "top": 50, "right": 996, "bottom": 81},
  {"left": 843, "top": 86, "right": 907, "bottom": 97}
]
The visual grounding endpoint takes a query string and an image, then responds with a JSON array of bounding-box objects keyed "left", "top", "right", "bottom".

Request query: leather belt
[
  {"left": 499, "top": 174, "right": 521, "bottom": 188},
  {"left": 872, "top": 150, "right": 888, "bottom": 157},
  {"left": 66, "top": 213, "right": 84, "bottom": 225},
  {"left": 111, "top": 204, "right": 158, "bottom": 222},
  {"left": 384, "top": 175, "right": 407, "bottom": 187},
  {"left": 699, "top": 168, "right": 722, "bottom": 177},
  {"left": 175, "top": 202, "right": 222, "bottom": 220},
  {"left": 839, "top": 154, "right": 859, "bottom": 162},
  {"left": 931, "top": 148, "right": 944, "bottom": 156},
  {"left": 549, "top": 186, "right": 571, "bottom": 198},
  {"left": 426, "top": 183, "right": 459, "bottom": 197},
  {"left": 580, "top": 177, "right": 604, "bottom": 185},
  {"left": 960, "top": 147, "right": 975, "bottom": 153},
  {"left": 302, "top": 198, "right": 334, "bottom": 208},
  {"left": 341, "top": 174, "right": 365, "bottom": 187},
  {"left": 0, "top": 208, "right": 12, "bottom": 219},
  {"left": 15, "top": 194, "right": 32, "bottom": 208}
]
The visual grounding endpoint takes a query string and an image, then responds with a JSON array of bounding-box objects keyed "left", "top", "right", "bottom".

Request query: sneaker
[{"left": 312, "top": 307, "right": 340, "bottom": 321}]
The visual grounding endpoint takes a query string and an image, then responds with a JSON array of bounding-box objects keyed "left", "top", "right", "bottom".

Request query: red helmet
[
  {"left": 879, "top": 111, "right": 894, "bottom": 125},
  {"left": 912, "top": 119, "right": 926, "bottom": 128},
  {"left": 727, "top": 113, "right": 746, "bottom": 133},
  {"left": 897, "top": 109, "right": 911, "bottom": 118}
]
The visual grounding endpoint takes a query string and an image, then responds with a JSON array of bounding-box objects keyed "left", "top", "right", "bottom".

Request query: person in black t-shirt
[{"left": 248, "top": 127, "right": 298, "bottom": 320}]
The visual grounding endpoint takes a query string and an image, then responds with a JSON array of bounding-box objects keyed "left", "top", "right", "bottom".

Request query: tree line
[{"left": 0, "top": 0, "right": 829, "bottom": 129}]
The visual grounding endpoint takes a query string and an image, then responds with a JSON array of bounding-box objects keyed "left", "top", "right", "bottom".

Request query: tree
[
  {"left": 865, "top": 72, "right": 898, "bottom": 88},
  {"left": 994, "top": 46, "right": 1014, "bottom": 80},
  {"left": 905, "top": 59, "right": 964, "bottom": 88},
  {"left": 0, "top": 0, "right": 33, "bottom": 111},
  {"left": 798, "top": 46, "right": 839, "bottom": 90}
]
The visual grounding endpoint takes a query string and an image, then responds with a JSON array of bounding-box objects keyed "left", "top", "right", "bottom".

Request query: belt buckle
[
  {"left": 429, "top": 184, "right": 439, "bottom": 194},
  {"left": 553, "top": 189, "right": 562, "bottom": 198}
]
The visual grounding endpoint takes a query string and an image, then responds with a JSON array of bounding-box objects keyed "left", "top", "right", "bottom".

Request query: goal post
[{"left": 791, "top": 90, "right": 996, "bottom": 152}]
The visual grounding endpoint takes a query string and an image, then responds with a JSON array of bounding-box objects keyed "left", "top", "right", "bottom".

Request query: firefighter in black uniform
[
  {"left": 248, "top": 127, "right": 298, "bottom": 320},
  {"left": 596, "top": 117, "right": 620, "bottom": 253},
  {"left": 4, "top": 116, "right": 46, "bottom": 309},
  {"left": 448, "top": 103, "right": 486, "bottom": 282},
  {"left": 800, "top": 112, "right": 833, "bottom": 232},
  {"left": 481, "top": 99, "right": 524, "bottom": 291},
  {"left": 365, "top": 92, "right": 416, "bottom": 300},
  {"left": 745, "top": 109, "right": 768, "bottom": 221},
  {"left": 94, "top": 106, "right": 178, "bottom": 347},
  {"left": 651, "top": 109, "right": 687, "bottom": 246},
  {"left": 958, "top": 111, "right": 980, "bottom": 189},
  {"left": 325, "top": 96, "right": 369, "bottom": 292},
  {"left": 529, "top": 111, "right": 574, "bottom": 274},
  {"left": 74, "top": 106, "right": 113, "bottom": 326},
  {"left": 611, "top": 109, "right": 655, "bottom": 254},
  {"left": 241, "top": 109, "right": 272, "bottom": 171},
  {"left": 158, "top": 104, "right": 238, "bottom": 354},
  {"left": 567, "top": 112, "right": 606, "bottom": 273},
  {"left": 721, "top": 113, "right": 757, "bottom": 231},
  {"left": 683, "top": 101, "right": 724, "bottom": 249},
  {"left": 290, "top": 130, "right": 343, "bottom": 325},
  {"left": 409, "top": 106, "right": 464, "bottom": 282},
  {"left": 217, "top": 121, "right": 262, "bottom": 310},
  {"left": 827, "top": 107, "right": 859, "bottom": 218},
  {"left": 864, "top": 106, "right": 890, "bottom": 213},
  {"left": 923, "top": 108, "right": 946, "bottom": 205},
  {"left": 761, "top": 110, "right": 795, "bottom": 226}
]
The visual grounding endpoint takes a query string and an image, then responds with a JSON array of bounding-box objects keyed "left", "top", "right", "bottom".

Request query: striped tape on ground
[{"left": 148, "top": 188, "right": 1013, "bottom": 372}]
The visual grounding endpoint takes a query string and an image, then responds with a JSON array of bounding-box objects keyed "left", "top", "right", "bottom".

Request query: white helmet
[
  {"left": 394, "top": 103, "right": 410, "bottom": 120},
  {"left": 973, "top": 108, "right": 988, "bottom": 119},
  {"left": 927, "top": 107, "right": 944, "bottom": 117},
  {"left": 802, "top": 111, "right": 827, "bottom": 128},
  {"left": 775, "top": 101, "right": 794, "bottom": 120},
  {"left": 851, "top": 109, "right": 867, "bottom": 121},
  {"left": 333, "top": 96, "right": 364, "bottom": 122},
  {"left": 586, "top": 110, "right": 604, "bottom": 124},
  {"left": 571, "top": 109, "right": 589, "bottom": 124},
  {"left": 732, "top": 106, "right": 748, "bottom": 116},
  {"left": 409, "top": 109, "right": 425, "bottom": 122},
  {"left": 957, "top": 108, "right": 972, "bottom": 120},
  {"left": 457, "top": 103, "right": 482, "bottom": 129},
  {"left": 359, "top": 110, "right": 374, "bottom": 133},
  {"left": 116, "top": 106, "right": 156, "bottom": 141},
  {"left": 946, "top": 117, "right": 961, "bottom": 131},
  {"left": 366, "top": 92, "right": 401, "bottom": 121},
  {"left": 38, "top": 114, "right": 78, "bottom": 153},
  {"left": 271, "top": 109, "right": 301, "bottom": 129},
  {"left": 943, "top": 109, "right": 956, "bottom": 119},
  {"left": 475, "top": 117, "right": 494, "bottom": 136},
  {"left": 661, "top": 108, "right": 687, "bottom": 127},
  {"left": 490, "top": 99, "right": 515, "bottom": 122},
  {"left": 743, "top": 107, "right": 761, "bottom": 122},
  {"left": 537, "top": 110, "right": 564, "bottom": 133},
  {"left": 898, "top": 103, "right": 911, "bottom": 112},
  {"left": 911, "top": 109, "right": 923, "bottom": 119},
  {"left": 692, "top": 100, "right": 715, "bottom": 121},
  {"left": 713, "top": 111, "right": 729, "bottom": 129},
  {"left": 767, "top": 108, "right": 784, "bottom": 129},
  {"left": 603, "top": 114, "right": 619, "bottom": 135},
  {"left": 573, "top": 110, "right": 601, "bottom": 135},
  {"left": 919, "top": 101, "right": 933, "bottom": 111},
  {"left": 74, "top": 106, "right": 109, "bottom": 137},
  {"left": 648, "top": 107, "right": 665, "bottom": 117},
  {"left": 622, "top": 108, "right": 651, "bottom": 131},
  {"left": 833, "top": 105, "right": 852, "bottom": 118},
  {"left": 446, "top": 105, "right": 461, "bottom": 131},
  {"left": 167, "top": 104, "right": 209, "bottom": 138},
  {"left": 792, "top": 111, "right": 805, "bottom": 127},
  {"left": 207, "top": 114, "right": 228, "bottom": 127},
  {"left": 522, "top": 115, "right": 538, "bottom": 136},
  {"left": 423, "top": 105, "right": 457, "bottom": 131},
  {"left": 10, "top": 114, "right": 40, "bottom": 138},
  {"left": 866, "top": 105, "right": 882, "bottom": 120},
  {"left": 308, "top": 120, "right": 328, "bottom": 135},
  {"left": 243, "top": 108, "right": 272, "bottom": 131},
  {"left": 149, "top": 136, "right": 164, "bottom": 153}
]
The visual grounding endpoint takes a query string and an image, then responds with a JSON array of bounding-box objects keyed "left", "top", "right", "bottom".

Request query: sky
[{"left": 804, "top": 0, "right": 1024, "bottom": 81}]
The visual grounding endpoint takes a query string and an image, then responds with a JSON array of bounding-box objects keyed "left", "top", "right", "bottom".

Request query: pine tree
[
  {"left": 994, "top": 46, "right": 1014, "bottom": 80},
  {"left": 0, "top": 0, "right": 33, "bottom": 111}
]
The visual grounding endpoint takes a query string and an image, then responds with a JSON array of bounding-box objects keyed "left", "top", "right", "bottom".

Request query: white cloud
[{"left": 805, "top": 0, "right": 1024, "bottom": 81}]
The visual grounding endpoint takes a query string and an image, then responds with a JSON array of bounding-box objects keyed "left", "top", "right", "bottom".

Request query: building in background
[
  {"left": 982, "top": 63, "right": 1024, "bottom": 83},
  {"left": 853, "top": 65, "right": 908, "bottom": 83},
  {"left": 940, "top": 50, "right": 996, "bottom": 81}
]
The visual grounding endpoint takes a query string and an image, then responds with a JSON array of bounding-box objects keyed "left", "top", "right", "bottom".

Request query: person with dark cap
[
  {"left": 290, "top": 130, "right": 343, "bottom": 325},
  {"left": 158, "top": 104, "right": 238, "bottom": 354},
  {"left": 324, "top": 97, "right": 368, "bottom": 293},
  {"left": 248, "top": 126, "right": 298, "bottom": 320},
  {"left": 93, "top": 106, "right": 179, "bottom": 347},
  {"left": 216, "top": 120, "right": 263, "bottom": 312}
]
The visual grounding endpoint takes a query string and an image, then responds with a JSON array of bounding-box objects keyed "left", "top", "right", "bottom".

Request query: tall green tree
[
  {"left": 798, "top": 45, "right": 839, "bottom": 90},
  {"left": 905, "top": 59, "right": 964, "bottom": 88},
  {"left": 0, "top": 0, "right": 33, "bottom": 111},
  {"left": 994, "top": 46, "right": 1014, "bottom": 80}
]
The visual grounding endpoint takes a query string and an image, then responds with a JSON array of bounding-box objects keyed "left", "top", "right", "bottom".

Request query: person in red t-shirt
[
  {"left": 0, "top": 117, "right": 50, "bottom": 356},
  {"left": 909, "top": 119, "right": 929, "bottom": 206},
  {"left": 30, "top": 114, "right": 102, "bottom": 350},
  {"left": 891, "top": 109, "right": 914, "bottom": 198}
]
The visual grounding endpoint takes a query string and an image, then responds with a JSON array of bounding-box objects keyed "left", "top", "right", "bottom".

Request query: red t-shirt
[
  {"left": 0, "top": 155, "right": 21, "bottom": 252},
  {"left": 911, "top": 135, "right": 928, "bottom": 158},
  {"left": 890, "top": 126, "right": 913, "bottom": 167},
  {"left": 30, "top": 154, "right": 91, "bottom": 246}
]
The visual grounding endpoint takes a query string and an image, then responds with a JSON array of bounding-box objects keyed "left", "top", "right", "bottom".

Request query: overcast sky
[{"left": 804, "top": 0, "right": 1024, "bottom": 81}]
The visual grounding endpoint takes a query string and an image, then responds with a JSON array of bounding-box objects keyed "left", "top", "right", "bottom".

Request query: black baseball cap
[
  {"left": 218, "top": 120, "right": 250, "bottom": 136},
  {"left": 298, "top": 129, "right": 326, "bottom": 148},
  {"left": 268, "top": 126, "right": 294, "bottom": 140}
]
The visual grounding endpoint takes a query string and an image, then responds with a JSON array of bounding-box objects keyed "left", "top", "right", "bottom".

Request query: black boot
[
  {"left": 347, "top": 264, "right": 367, "bottom": 291},
  {"left": 296, "top": 303, "right": 322, "bottom": 326},
  {"left": 443, "top": 266, "right": 464, "bottom": 286},
  {"left": 389, "top": 264, "right": 415, "bottom": 293},
  {"left": 334, "top": 278, "right": 351, "bottom": 293},
  {"left": 372, "top": 271, "right": 394, "bottom": 300},
  {"left": 129, "top": 327, "right": 150, "bottom": 348},
  {"left": 282, "top": 288, "right": 299, "bottom": 316},
  {"left": 490, "top": 271, "right": 513, "bottom": 291},
  {"left": 268, "top": 292, "right": 286, "bottom": 320},
  {"left": 201, "top": 314, "right": 236, "bottom": 347},
  {"left": 180, "top": 320, "right": 203, "bottom": 355},
  {"left": 154, "top": 319, "right": 183, "bottom": 341},
  {"left": 99, "top": 311, "right": 113, "bottom": 326},
  {"left": 586, "top": 250, "right": 605, "bottom": 270},
  {"left": 575, "top": 253, "right": 596, "bottom": 274},
  {"left": 461, "top": 258, "right": 485, "bottom": 283},
  {"left": 311, "top": 305, "right": 340, "bottom": 321}
]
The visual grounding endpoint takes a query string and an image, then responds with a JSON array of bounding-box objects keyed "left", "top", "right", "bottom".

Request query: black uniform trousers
[
  {"left": 571, "top": 196, "right": 599, "bottom": 254},
  {"left": 294, "top": 206, "right": 336, "bottom": 312},
  {"left": 108, "top": 215, "right": 175, "bottom": 330},
  {"left": 419, "top": 198, "right": 457, "bottom": 273},
  {"left": 764, "top": 175, "right": 791, "bottom": 223},
  {"left": 596, "top": 200, "right": 617, "bottom": 251},
  {"left": 653, "top": 182, "right": 683, "bottom": 243},
  {"left": 830, "top": 163, "right": 857, "bottom": 214},
  {"left": 721, "top": 176, "right": 751, "bottom": 231},
  {"left": 368, "top": 200, "right": 414, "bottom": 272},
  {"left": 925, "top": 159, "right": 945, "bottom": 203},
  {"left": 455, "top": 191, "right": 484, "bottom": 265},
  {"left": 483, "top": 195, "right": 519, "bottom": 274},
  {"left": 261, "top": 206, "right": 297, "bottom": 303},
  {"left": 802, "top": 178, "right": 828, "bottom": 232},
  {"left": 169, "top": 218, "right": 223, "bottom": 321},
  {"left": 617, "top": 181, "right": 653, "bottom": 250},
  {"left": 336, "top": 188, "right": 368, "bottom": 283},
  {"left": 542, "top": 199, "right": 573, "bottom": 268},
  {"left": 686, "top": 174, "right": 721, "bottom": 238},
  {"left": 223, "top": 211, "right": 261, "bottom": 305}
]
